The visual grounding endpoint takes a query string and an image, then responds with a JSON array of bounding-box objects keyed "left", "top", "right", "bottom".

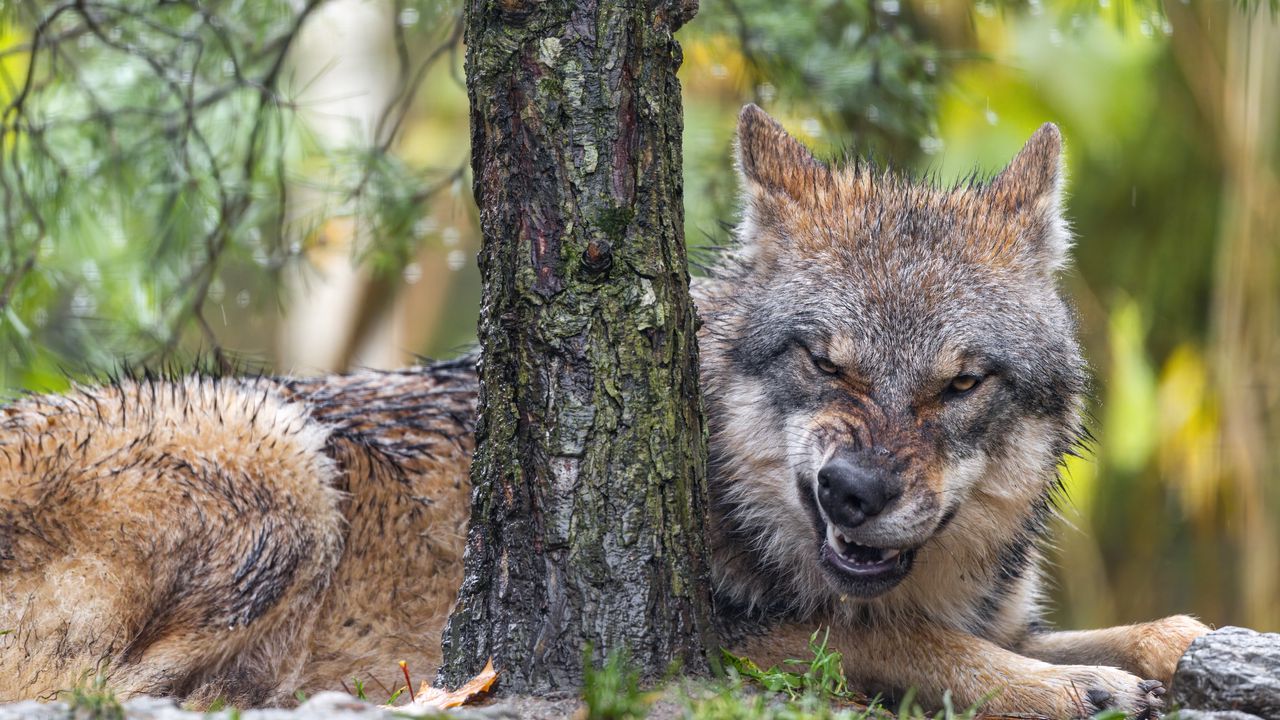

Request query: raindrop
[
  {"left": 1140, "top": 20, "right": 1153, "bottom": 38},
  {"left": 801, "top": 118, "right": 823, "bottom": 138},
  {"left": 758, "top": 83, "right": 777, "bottom": 103},
  {"left": 919, "top": 136, "right": 945, "bottom": 155},
  {"left": 710, "top": 63, "right": 728, "bottom": 79},
  {"left": 403, "top": 262, "right": 423, "bottom": 285},
  {"left": 415, "top": 216, "right": 438, "bottom": 239},
  {"left": 1049, "top": 28, "right": 1064, "bottom": 46},
  {"left": 447, "top": 250, "right": 466, "bottom": 271},
  {"left": 81, "top": 260, "right": 101, "bottom": 285},
  {"left": 442, "top": 227, "right": 461, "bottom": 247},
  {"left": 236, "top": 289, "right": 251, "bottom": 308},
  {"left": 33, "top": 309, "right": 47, "bottom": 328},
  {"left": 289, "top": 241, "right": 302, "bottom": 255},
  {"left": 1162, "top": 19, "right": 1174, "bottom": 36},
  {"left": 398, "top": 7, "right": 419, "bottom": 27},
  {"left": 1098, "top": 0, "right": 1109, "bottom": 8},
  {"left": 222, "top": 59, "right": 237, "bottom": 77},
  {"left": 985, "top": 108, "right": 999, "bottom": 126},
  {"left": 1028, "top": 0, "right": 1043, "bottom": 15},
  {"left": 71, "top": 289, "right": 96, "bottom": 317},
  {"left": 867, "top": 105, "right": 881, "bottom": 123},
  {"left": 878, "top": 0, "right": 900, "bottom": 15},
  {"left": 209, "top": 278, "right": 225, "bottom": 303},
  {"left": 923, "top": 58, "right": 938, "bottom": 76}
]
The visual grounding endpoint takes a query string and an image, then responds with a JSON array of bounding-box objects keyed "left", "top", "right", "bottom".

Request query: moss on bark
[{"left": 438, "top": 0, "right": 712, "bottom": 694}]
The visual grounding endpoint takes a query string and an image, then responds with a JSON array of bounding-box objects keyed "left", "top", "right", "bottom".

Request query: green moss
[{"left": 596, "top": 206, "right": 636, "bottom": 240}]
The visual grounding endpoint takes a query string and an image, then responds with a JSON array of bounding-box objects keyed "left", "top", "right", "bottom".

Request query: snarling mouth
[{"left": 819, "top": 524, "right": 917, "bottom": 594}]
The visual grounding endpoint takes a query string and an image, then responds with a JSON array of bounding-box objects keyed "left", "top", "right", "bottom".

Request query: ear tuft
[
  {"left": 989, "top": 123, "right": 1071, "bottom": 270},
  {"left": 736, "top": 104, "right": 824, "bottom": 200},
  {"left": 990, "top": 122, "right": 1063, "bottom": 213}
]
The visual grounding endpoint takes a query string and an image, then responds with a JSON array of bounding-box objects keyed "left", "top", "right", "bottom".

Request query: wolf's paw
[
  {"left": 1130, "top": 614, "right": 1210, "bottom": 684},
  {"left": 1076, "top": 676, "right": 1165, "bottom": 719},
  {"left": 1048, "top": 665, "right": 1165, "bottom": 719}
]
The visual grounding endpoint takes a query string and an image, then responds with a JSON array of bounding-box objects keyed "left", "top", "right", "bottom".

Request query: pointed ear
[
  {"left": 989, "top": 123, "right": 1071, "bottom": 270},
  {"left": 735, "top": 104, "right": 825, "bottom": 201}
]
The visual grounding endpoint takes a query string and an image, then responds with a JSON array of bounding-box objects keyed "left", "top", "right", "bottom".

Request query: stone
[{"left": 1170, "top": 626, "right": 1280, "bottom": 719}]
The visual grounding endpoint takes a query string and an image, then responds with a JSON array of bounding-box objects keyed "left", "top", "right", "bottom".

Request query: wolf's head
[{"left": 700, "top": 105, "right": 1086, "bottom": 613}]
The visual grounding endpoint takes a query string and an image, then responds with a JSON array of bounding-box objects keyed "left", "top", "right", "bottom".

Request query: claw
[
  {"left": 1138, "top": 679, "right": 1166, "bottom": 697},
  {"left": 1085, "top": 688, "right": 1114, "bottom": 709}
]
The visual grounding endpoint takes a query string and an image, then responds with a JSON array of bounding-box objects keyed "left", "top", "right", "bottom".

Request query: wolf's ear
[
  {"left": 989, "top": 123, "right": 1071, "bottom": 270},
  {"left": 736, "top": 104, "right": 826, "bottom": 202}
]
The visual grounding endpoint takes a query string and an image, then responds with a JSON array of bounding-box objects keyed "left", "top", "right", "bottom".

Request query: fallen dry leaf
[{"left": 384, "top": 659, "right": 498, "bottom": 713}]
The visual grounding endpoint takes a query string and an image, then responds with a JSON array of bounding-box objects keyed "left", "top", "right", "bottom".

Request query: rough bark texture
[
  {"left": 1170, "top": 626, "right": 1280, "bottom": 718},
  {"left": 438, "top": 0, "right": 711, "bottom": 693}
]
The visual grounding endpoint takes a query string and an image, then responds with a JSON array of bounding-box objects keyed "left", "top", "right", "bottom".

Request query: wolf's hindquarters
[{"left": 0, "top": 377, "right": 346, "bottom": 705}]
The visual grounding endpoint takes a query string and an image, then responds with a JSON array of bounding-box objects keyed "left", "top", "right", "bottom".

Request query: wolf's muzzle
[{"left": 816, "top": 453, "right": 904, "bottom": 528}]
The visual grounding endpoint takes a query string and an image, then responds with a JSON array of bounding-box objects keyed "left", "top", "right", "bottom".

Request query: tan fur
[
  {"left": 0, "top": 111, "right": 1209, "bottom": 716},
  {"left": 0, "top": 366, "right": 475, "bottom": 705},
  {"left": 700, "top": 106, "right": 1208, "bottom": 716}
]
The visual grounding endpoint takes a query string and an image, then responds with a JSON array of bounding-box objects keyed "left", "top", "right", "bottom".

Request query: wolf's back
[{"left": 0, "top": 362, "right": 477, "bottom": 705}]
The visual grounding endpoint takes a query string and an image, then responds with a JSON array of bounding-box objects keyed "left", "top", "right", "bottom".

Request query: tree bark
[{"left": 438, "top": 0, "right": 710, "bottom": 693}]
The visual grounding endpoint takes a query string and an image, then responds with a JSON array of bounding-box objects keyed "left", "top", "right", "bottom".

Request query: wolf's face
[{"left": 701, "top": 106, "right": 1086, "bottom": 607}]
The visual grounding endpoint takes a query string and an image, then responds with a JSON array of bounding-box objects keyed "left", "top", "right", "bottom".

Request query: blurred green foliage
[
  {"left": 0, "top": 0, "right": 460, "bottom": 387},
  {"left": 1, "top": 0, "right": 1277, "bottom": 633}
]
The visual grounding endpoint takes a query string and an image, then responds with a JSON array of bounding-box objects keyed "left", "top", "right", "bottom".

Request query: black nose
[{"left": 817, "top": 455, "right": 902, "bottom": 528}]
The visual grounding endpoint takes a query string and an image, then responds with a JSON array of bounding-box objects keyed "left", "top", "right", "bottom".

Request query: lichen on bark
[{"left": 438, "top": 0, "right": 711, "bottom": 693}]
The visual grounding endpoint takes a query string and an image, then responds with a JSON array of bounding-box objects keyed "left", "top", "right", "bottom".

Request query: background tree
[{"left": 436, "top": 0, "right": 711, "bottom": 692}]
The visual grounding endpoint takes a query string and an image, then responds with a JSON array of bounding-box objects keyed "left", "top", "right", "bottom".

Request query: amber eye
[
  {"left": 948, "top": 374, "right": 983, "bottom": 395},
  {"left": 809, "top": 351, "right": 840, "bottom": 376}
]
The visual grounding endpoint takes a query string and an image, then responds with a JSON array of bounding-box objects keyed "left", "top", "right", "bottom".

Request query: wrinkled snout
[{"left": 817, "top": 452, "right": 904, "bottom": 528}]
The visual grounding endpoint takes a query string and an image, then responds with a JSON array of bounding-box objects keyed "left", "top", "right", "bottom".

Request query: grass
[
  {"left": 578, "top": 631, "right": 1175, "bottom": 720},
  {"left": 583, "top": 647, "right": 657, "bottom": 720},
  {"left": 719, "top": 629, "right": 867, "bottom": 703},
  {"left": 60, "top": 668, "right": 124, "bottom": 720},
  {"left": 576, "top": 631, "right": 990, "bottom": 720}
]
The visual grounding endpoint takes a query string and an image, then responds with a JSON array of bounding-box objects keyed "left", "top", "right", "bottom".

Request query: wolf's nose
[{"left": 817, "top": 456, "right": 901, "bottom": 527}]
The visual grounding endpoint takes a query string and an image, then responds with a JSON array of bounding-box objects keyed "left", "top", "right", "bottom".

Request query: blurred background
[{"left": 0, "top": 1, "right": 1276, "bottom": 633}]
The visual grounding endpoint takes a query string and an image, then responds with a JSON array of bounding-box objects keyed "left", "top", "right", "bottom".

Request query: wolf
[{"left": 0, "top": 105, "right": 1206, "bottom": 716}]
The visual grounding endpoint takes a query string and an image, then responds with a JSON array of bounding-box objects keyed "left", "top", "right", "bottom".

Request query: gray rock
[
  {"left": 1169, "top": 711, "right": 1264, "bottom": 720},
  {"left": 0, "top": 700, "right": 64, "bottom": 720},
  {"left": 1171, "top": 626, "right": 1280, "bottom": 719}
]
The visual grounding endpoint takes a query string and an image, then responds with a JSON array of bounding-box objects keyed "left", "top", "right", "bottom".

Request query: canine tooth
[{"left": 881, "top": 548, "right": 901, "bottom": 561}]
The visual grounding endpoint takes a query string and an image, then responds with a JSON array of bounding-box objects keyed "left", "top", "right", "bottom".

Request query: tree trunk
[{"left": 438, "top": 0, "right": 711, "bottom": 694}]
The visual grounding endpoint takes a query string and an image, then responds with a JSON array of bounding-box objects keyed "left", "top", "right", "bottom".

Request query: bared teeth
[
  {"left": 826, "top": 525, "right": 847, "bottom": 551},
  {"left": 826, "top": 524, "right": 905, "bottom": 565}
]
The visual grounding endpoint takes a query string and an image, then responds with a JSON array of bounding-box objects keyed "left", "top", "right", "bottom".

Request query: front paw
[
  {"left": 1042, "top": 665, "right": 1165, "bottom": 719},
  {"left": 1132, "top": 614, "right": 1210, "bottom": 684}
]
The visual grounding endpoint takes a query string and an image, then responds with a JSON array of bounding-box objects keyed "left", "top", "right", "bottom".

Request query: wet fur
[{"left": 0, "top": 109, "right": 1205, "bottom": 716}]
